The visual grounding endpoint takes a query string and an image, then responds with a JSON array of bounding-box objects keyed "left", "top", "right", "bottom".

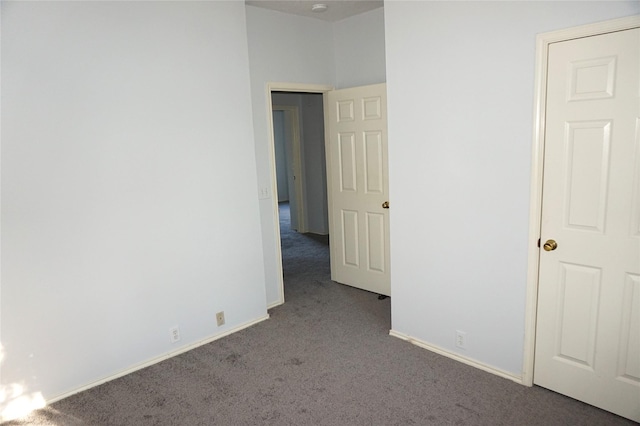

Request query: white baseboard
[
  {"left": 267, "top": 299, "right": 284, "bottom": 310},
  {"left": 389, "top": 329, "right": 524, "bottom": 385},
  {"left": 47, "top": 314, "right": 270, "bottom": 405}
]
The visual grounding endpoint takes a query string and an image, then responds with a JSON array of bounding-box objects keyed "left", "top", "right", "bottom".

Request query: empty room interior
[{"left": 1, "top": 0, "right": 639, "bottom": 424}]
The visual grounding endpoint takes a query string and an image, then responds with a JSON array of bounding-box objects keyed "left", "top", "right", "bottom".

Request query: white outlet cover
[
  {"left": 169, "top": 326, "right": 181, "bottom": 343},
  {"left": 216, "top": 312, "right": 225, "bottom": 326},
  {"left": 258, "top": 186, "right": 270, "bottom": 199},
  {"left": 455, "top": 330, "right": 466, "bottom": 349}
]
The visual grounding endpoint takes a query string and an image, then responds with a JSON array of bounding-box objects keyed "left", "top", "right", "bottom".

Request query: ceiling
[{"left": 245, "top": 1, "right": 383, "bottom": 22}]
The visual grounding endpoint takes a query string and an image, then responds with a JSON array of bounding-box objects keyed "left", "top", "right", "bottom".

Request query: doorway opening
[
  {"left": 267, "top": 82, "right": 391, "bottom": 305},
  {"left": 271, "top": 92, "right": 328, "bottom": 236},
  {"left": 268, "top": 85, "right": 332, "bottom": 302}
]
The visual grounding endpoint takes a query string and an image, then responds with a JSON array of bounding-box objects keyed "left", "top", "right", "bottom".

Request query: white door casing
[
  {"left": 533, "top": 26, "right": 640, "bottom": 422},
  {"left": 327, "top": 83, "right": 391, "bottom": 296}
]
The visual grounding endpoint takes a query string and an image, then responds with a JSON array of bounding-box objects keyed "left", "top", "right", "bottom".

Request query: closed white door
[
  {"left": 327, "top": 83, "right": 390, "bottom": 296},
  {"left": 534, "top": 28, "right": 640, "bottom": 422}
]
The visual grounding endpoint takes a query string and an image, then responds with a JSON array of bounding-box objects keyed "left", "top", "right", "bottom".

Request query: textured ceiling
[{"left": 245, "top": 1, "right": 383, "bottom": 22}]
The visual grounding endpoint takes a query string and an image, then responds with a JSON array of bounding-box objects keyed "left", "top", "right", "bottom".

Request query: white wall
[
  {"left": 272, "top": 93, "right": 305, "bottom": 218},
  {"left": 333, "top": 7, "right": 386, "bottom": 89},
  {"left": 273, "top": 111, "right": 289, "bottom": 202},
  {"left": 300, "top": 94, "right": 329, "bottom": 234},
  {"left": 246, "top": 6, "right": 335, "bottom": 306},
  {"left": 385, "top": 1, "right": 640, "bottom": 377},
  {"left": 1, "top": 0, "right": 267, "bottom": 409}
]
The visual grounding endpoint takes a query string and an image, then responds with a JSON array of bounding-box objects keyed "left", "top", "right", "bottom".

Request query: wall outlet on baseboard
[
  {"left": 216, "top": 311, "right": 225, "bottom": 327},
  {"left": 455, "top": 330, "right": 467, "bottom": 349},
  {"left": 169, "top": 326, "right": 181, "bottom": 343}
]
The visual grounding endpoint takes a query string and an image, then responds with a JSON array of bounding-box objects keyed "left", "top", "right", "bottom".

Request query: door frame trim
[
  {"left": 265, "top": 82, "right": 334, "bottom": 307},
  {"left": 523, "top": 14, "right": 640, "bottom": 387}
]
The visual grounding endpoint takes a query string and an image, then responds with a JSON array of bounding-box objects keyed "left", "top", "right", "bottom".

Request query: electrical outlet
[
  {"left": 455, "top": 330, "right": 467, "bottom": 349},
  {"left": 216, "top": 311, "right": 225, "bottom": 327},
  {"left": 169, "top": 326, "right": 181, "bottom": 343},
  {"left": 258, "top": 186, "right": 270, "bottom": 199}
]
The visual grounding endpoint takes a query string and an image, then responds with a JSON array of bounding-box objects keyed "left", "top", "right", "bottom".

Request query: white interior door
[
  {"left": 534, "top": 27, "right": 640, "bottom": 422},
  {"left": 327, "top": 83, "right": 390, "bottom": 296}
]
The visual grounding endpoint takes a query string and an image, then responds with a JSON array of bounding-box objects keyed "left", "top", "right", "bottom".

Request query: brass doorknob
[
  {"left": 382, "top": 201, "right": 389, "bottom": 209},
  {"left": 543, "top": 239, "right": 558, "bottom": 251}
]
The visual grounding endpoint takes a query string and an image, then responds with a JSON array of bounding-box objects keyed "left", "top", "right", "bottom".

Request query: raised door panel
[
  {"left": 563, "top": 120, "right": 611, "bottom": 232},
  {"left": 568, "top": 56, "right": 616, "bottom": 101},
  {"left": 339, "top": 133, "right": 357, "bottom": 192},
  {"left": 341, "top": 210, "right": 359, "bottom": 267},
  {"left": 631, "top": 119, "right": 640, "bottom": 237},
  {"left": 364, "top": 131, "right": 383, "bottom": 194},
  {"left": 618, "top": 274, "right": 640, "bottom": 384},
  {"left": 366, "top": 212, "right": 385, "bottom": 273},
  {"left": 554, "top": 263, "right": 601, "bottom": 368}
]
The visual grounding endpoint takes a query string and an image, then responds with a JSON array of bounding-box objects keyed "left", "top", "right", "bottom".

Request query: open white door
[
  {"left": 327, "top": 83, "right": 390, "bottom": 296},
  {"left": 534, "top": 27, "right": 640, "bottom": 422}
]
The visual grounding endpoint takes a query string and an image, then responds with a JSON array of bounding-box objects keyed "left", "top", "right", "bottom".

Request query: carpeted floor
[{"left": 4, "top": 203, "right": 636, "bottom": 425}]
